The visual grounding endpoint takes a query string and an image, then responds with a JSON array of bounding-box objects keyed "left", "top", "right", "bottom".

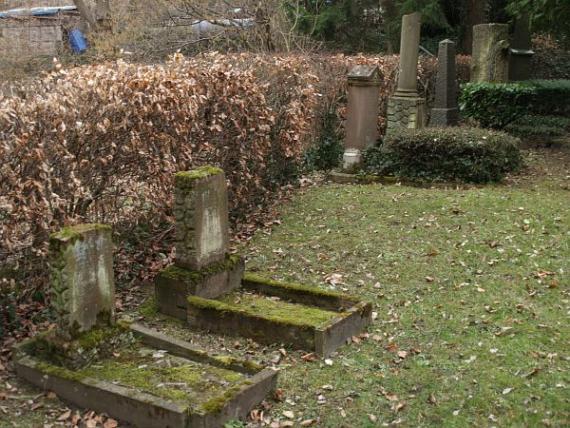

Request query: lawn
[{"left": 241, "top": 149, "right": 569, "bottom": 427}]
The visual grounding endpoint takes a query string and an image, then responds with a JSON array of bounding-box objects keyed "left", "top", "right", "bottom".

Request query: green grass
[{"left": 244, "top": 170, "right": 569, "bottom": 426}]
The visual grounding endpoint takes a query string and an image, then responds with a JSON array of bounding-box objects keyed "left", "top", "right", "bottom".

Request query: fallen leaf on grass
[
  {"left": 391, "top": 401, "right": 406, "bottom": 412},
  {"left": 324, "top": 273, "right": 344, "bottom": 286},
  {"left": 283, "top": 410, "right": 295, "bottom": 419},
  {"left": 103, "top": 419, "right": 119, "bottom": 428},
  {"left": 301, "top": 353, "right": 318, "bottom": 362},
  {"left": 300, "top": 419, "right": 316, "bottom": 426},
  {"left": 502, "top": 388, "right": 513, "bottom": 395},
  {"left": 274, "top": 389, "right": 285, "bottom": 402}
]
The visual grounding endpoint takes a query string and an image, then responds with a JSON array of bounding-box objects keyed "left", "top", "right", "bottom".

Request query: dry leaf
[{"left": 103, "top": 419, "right": 119, "bottom": 428}]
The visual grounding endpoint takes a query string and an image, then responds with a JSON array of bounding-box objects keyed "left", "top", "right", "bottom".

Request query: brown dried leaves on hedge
[{"left": 0, "top": 52, "right": 442, "bottom": 298}]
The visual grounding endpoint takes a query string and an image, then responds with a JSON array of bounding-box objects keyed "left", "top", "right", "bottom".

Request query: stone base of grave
[
  {"left": 386, "top": 96, "right": 426, "bottom": 134},
  {"left": 156, "top": 255, "right": 245, "bottom": 320},
  {"left": 185, "top": 273, "right": 372, "bottom": 357},
  {"left": 430, "top": 107, "right": 459, "bottom": 127},
  {"left": 15, "top": 324, "right": 277, "bottom": 428},
  {"left": 329, "top": 171, "right": 385, "bottom": 185}
]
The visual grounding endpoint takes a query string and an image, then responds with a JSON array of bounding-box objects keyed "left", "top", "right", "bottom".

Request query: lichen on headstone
[{"left": 49, "top": 224, "right": 115, "bottom": 339}]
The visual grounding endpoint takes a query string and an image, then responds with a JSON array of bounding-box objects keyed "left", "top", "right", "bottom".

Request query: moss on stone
[
  {"left": 175, "top": 166, "right": 223, "bottom": 184},
  {"left": 213, "top": 355, "right": 263, "bottom": 373},
  {"left": 138, "top": 297, "right": 159, "bottom": 318},
  {"left": 200, "top": 384, "right": 245, "bottom": 414},
  {"left": 35, "top": 360, "right": 88, "bottom": 383},
  {"left": 29, "top": 342, "right": 251, "bottom": 408},
  {"left": 243, "top": 272, "right": 354, "bottom": 300},
  {"left": 50, "top": 224, "right": 112, "bottom": 244},
  {"left": 77, "top": 346, "right": 247, "bottom": 405},
  {"left": 160, "top": 255, "right": 242, "bottom": 284},
  {"left": 25, "top": 325, "right": 132, "bottom": 369},
  {"left": 189, "top": 291, "right": 339, "bottom": 329}
]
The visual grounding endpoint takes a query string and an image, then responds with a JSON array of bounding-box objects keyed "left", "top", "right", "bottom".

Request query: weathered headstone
[
  {"left": 173, "top": 167, "right": 229, "bottom": 270},
  {"left": 49, "top": 224, "right": 114, "bottom": 338},
  {"left": 471, "top": 23, "right": 510, "bottom": 83},
  {"left": 343, "top": 65, "right": 382, "bottom": 170},
  {"left": 386, "top": 12, "right": 426, "bottom": 134},
  {"left": 509, "top": 13, "right": 534, "bottom": 81},
  {"left": 430, "top": 39, "right": 459, "bottom": 127},
  {"left": 156, "top": 166, "right": 244, "bottom": 318}
]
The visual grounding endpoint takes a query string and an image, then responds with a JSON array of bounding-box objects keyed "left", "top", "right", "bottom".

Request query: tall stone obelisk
[
  {"left": 386, "top": 12, "right": 426, "bottom": 134},
  {"left": 430, "top": 39, "right": 459, "bottom": 127}
]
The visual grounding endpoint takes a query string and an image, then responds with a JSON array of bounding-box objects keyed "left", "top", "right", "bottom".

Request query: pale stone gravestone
[
  {"left": 343, "top": 65, "right": 382, "bottom": 171},
  {"left": 386, "top": 12, "right": 426, "bottom": 134},
  {"left": 174, "top": 168, "right": 229, "bottom": 270},
  {"left": 471, "top": 23, "right": 510, "bottom": 83},
  {"left": 430, "top": 39, "right": 459, "bottom": 127},
  {"left": 156, "top": 166, "right": 244, "bottom": 318},
  {"left": 17, "top": 222, "right": 277, "bottom": 428},
  {"left": 49, "top": 224, "right": 114, "bottom": 338},
  {"left": 509, "top": 13, "right": 534, "bottom": 81}
]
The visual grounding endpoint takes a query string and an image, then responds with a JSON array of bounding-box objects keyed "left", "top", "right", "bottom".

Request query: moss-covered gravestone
[
  {"left": 15, "top": 223, "right": 277, "bottom": 428},
  {"left": 156, "top": 166, "right": 244, "bottom": 318},
  {"left": 49, "top": 224, "right": 115, "bottom": 339}
]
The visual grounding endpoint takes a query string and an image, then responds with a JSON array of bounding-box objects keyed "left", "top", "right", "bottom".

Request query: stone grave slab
[
  {"left": 16, "top": 223, "right": 276, "bottom": 428},
  {"left": 15, "top": 323, "right": 277, "bottom": 428},
  {"left": 184, "top": 274, "right": 372, "bottom": 357},
  {"left": 155, "top": 166, "right": 373, "bottom": 357}
]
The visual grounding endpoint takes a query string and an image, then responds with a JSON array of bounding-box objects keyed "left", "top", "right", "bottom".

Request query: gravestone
[
  {"left": 509, "top": 13, "right": 534, "bottom": 81},
  {"left": 386, "top": 12, "right": 426, "bottom": 134},
  {"left": 430, "top": 39, "right": 459, "bottom": 127},
  {"left": 174, "top": 168, "right": 229, "bottom": 270},
  {"left": 156, "top": 166, "right": 244, "bottom": 318},
  {"left": 471, "top": 23, "right": 510, "bottom": 83},
  {"left": 343, "top": 65, "right": 382, "bottom": 171},
  {"left": 49, "top": 224, "right": 114, "bottom": 339}
]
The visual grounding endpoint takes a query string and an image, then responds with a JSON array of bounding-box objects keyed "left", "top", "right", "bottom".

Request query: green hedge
[
  {"left": 460, "top": 80, "right": 570, "bottom": 129},
  {"left": 505, "top": 115, "right": 570, "bottom": 139},
  {"left": 363, "top": 128, "right": 522, "bottom": 183}
]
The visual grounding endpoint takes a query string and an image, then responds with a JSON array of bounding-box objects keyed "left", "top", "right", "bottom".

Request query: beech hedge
[
  {"left": 0, "top": 52, "right": 445, "bottom": 309},
  {"left": 363, "top": 128, "right": 523, "bottom": 183}
]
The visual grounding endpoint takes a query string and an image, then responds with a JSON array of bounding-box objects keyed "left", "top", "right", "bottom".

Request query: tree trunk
[
  {"left": 462, "top": 0, "right": 488, "bottom": 54},
  {"left": 73, "top": 0, "right": 97, "bottom": 29},
  {"left": 381, "top": 0, "right": 397, "bottom": 53}
]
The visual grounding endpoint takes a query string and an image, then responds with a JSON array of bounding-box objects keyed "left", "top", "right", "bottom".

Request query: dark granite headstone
[
  {"left": 431, "top": 39, "right": 459, "bottom": 127},
  {"left": 509, "top": 13, "right": 534, "bottom": 81}
]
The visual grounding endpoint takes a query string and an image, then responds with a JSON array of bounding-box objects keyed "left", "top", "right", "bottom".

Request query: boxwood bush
[
  {"left": 460, "top": 80, "right": 570, "bottom": 129},
  {"left": 363, "top": 128, "right": 522, "bottom": 183},
  {"left": 504, "top": 115, "right": 570, "bottom": 139}
]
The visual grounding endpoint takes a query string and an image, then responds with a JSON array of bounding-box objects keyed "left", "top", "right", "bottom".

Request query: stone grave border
[
  {"left": 184, "top": 274, "right": 373, "bottom": 357},
  {"left": 14, "top": 323, "right": 277, "bottom": 428}
]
